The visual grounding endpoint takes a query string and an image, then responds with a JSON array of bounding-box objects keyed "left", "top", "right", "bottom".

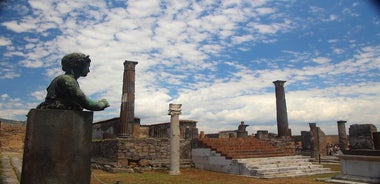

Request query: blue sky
[{"left": 0, "top": 0, "right": 379, "bottom": 135}]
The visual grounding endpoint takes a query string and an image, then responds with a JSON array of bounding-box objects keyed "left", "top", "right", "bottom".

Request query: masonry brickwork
[{"left": 92, "top": 138, "right": 192, "bottom": 168}]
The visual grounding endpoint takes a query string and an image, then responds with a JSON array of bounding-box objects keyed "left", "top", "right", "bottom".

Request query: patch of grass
[
  {"left": 90, "top": 167, "right": 340, "bottom": 184},
  {"left": 305, "top": 163, "right": 341, "bottom": 180}
]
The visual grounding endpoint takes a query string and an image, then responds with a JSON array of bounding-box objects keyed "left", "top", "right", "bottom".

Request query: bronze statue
[{"left": 37, "top": 53, "right": 110, "bottom": 111}]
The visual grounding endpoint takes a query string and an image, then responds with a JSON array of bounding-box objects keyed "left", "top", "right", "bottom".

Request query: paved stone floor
[{"left": 1, "top": 152, "right": 22, "bottom": 184}]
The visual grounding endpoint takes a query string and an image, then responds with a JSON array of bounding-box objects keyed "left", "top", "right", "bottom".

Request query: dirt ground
[{"left": 0, "top": 123, "right": 25, "bottom": 153}]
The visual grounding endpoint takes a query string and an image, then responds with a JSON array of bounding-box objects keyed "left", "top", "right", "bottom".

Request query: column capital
[
  {"left": 273, "top": 80, "right": 286, "bottom": 87},
  {"left": 124, "top": 60, "right": 138, "bottom": 70},
  {"left": 168, "top": 103, "right": 182, "bottom": 115},
  {"left": 337, "top": 120, "right": 347, "bottom": 124}
]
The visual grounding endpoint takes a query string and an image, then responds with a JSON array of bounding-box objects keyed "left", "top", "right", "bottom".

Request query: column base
[{"left": 169, "top": 170, "right": 181, "bottom": 175}]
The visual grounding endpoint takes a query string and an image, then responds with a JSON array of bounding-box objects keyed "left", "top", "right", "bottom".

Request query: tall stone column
[
  {"left": 309, "top": 123, "right": 319, "bottom": 159},
  {"left": 119, "top": 60, "right": 138, "bottom": 137},
  {"left": 273, "top": 80, "right": 289, "bottom": 137},
  {"left": 168, "top": 103, "right": 182, "bottom": 175},
  {"left": 337, "top": 120, "right": 348, "bottom": 150}
]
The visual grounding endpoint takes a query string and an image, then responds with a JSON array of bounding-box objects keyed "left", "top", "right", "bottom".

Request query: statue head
[{"left": 61, "top": 53, "right": 91, "bottom": 78}]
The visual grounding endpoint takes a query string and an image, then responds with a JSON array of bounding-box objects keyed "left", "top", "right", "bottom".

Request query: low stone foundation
[{"left": 92, "top": 138, "right": 192, "bottom": 169}]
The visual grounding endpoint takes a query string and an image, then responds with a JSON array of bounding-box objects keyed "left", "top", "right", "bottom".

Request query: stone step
[
  {"left": 245, "top": 162, "right": 314, "bottom": 169},
  {"left": 251, "top": 165, "right": 326, "bottom": 174},
  {"left": 236, "top": 156, "right": 333, "bottom": 178},
  {"left": 251, "top": 167, "right": 332, "bottom": 178},
  {"left": 226, "top": 153, "right": 291, "bottom": 159},
  {"left": 244, "top": 159, "right": 311, "bottom": 165},
  {"left": 239, "top": 156, "right": 310, "bottom": 165}
]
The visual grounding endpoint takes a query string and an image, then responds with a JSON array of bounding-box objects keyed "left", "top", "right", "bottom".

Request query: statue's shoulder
[{"left": 54, "top": 74, "right": 77, "bottom": 86}]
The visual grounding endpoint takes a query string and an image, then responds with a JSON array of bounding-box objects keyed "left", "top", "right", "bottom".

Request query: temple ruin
[{"left": 91, "top": 60, "right": 380, "bottom": 179}]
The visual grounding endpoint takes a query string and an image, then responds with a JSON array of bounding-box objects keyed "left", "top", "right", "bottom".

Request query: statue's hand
[{"left": 98, "top": 99, "right": 110, "bottom": 110}]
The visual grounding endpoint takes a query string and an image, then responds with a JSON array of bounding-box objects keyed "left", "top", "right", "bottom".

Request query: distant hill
[{"left": 0, "top": 118, "right": 25, "bottom": 124}]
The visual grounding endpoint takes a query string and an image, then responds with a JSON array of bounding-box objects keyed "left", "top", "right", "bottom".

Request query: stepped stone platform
[
  {"left": 192, "top": 137, "right": 332, "bottom": 178},
  {"left": 237, "top": 156, "right": 332, "bottom": 178},
  {"left": 192, "top": 148, "right": 332, "bottom": 178},
  {"left": 198, "top": 137, "right": 294, "bottom": 159}
]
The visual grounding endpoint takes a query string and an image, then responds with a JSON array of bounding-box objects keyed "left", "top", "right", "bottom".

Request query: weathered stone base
[
  {"left": 333, "top": 154, "right": 380, "bottom": 183},
  {"left": 92, "top": 138, "right": 192, "bottom": 170},
  {"left": 21, "top": 109, "right": 93, "bottom": 184}
]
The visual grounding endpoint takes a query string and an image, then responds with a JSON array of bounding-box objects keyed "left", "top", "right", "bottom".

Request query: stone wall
[
  {"left": 92, "top": 117, "right": 140, "bottom": 139},
  {"left": 301, "top": 131, "right": 311, "bottom": 150},
  {"left": 310, "top": 123, "right": 327, "bottom": 158},
  {"left": 93, "top": 119, "right": 198, "bottom": 140},
  {"left": 92, "top": 138, "right": 192, "bottom": 168},
  {"left": 325, "top": 135, "right": 339, "bottom": 146},
  {"left": 148, "top": 120, "right": 198, "bottom": 139},
  {"left": 264, "top": 137, "right": 296, "bottom": 156}
]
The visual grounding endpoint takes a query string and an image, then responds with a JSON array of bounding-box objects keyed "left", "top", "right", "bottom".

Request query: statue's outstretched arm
[{"left": 63, "top": 77, "right": 110, "bottom": 111}]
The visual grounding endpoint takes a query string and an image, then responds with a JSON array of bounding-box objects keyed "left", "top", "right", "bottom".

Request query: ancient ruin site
[
  {"left": 1, "top": 61, "right": 379, "bottom": 184},
  {"left": 1, "top": 1, "right": 379, "bottom": 183}
]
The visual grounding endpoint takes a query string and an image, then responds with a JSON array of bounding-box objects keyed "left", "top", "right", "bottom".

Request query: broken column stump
[{"left": 21, "top": 109, "right": 93, "bottom": 184}]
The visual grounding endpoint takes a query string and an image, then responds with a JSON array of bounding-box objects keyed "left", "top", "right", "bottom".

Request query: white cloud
[
  {"left": 312, "top": 57, "right": 331, "bottom": 64},
  {"left": 333, "top": 48, "right": 344, "bottom": 54},
  {"left": 1, "top": 94, "right": 9, "bottom": 99},
  {"left": 1, "top": 20, "right": 36, "bottom": 33},
  {"left": 329, "top": 14, "right": 338, "bottom": 21},
  {"left": 256, "top": 7, "right": 275, "bottom": 15},
  {"left": 0, "top": 62, "right": 21, "bottom": 79},
  {"left": 0, "top": 37, "right": 12, "bottom": 46},
  {"left": 249, "top": 19, "right": 293, "bottom": 34}
]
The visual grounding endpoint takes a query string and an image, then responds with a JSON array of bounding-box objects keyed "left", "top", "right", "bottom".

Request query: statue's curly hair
[{"left": 61, "top": 53, "right": 91, "bottom": 72}]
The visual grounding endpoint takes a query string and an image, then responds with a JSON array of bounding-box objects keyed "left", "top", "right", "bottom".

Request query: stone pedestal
[
  {"left": 21, "top": 109, "right": 93, "bottom": 184},
  {"left": 334, "top": 154, "right": 380, "bottom": 183},
  {"left": 168, "top": 104, "right": 181, "bottom": 175}
]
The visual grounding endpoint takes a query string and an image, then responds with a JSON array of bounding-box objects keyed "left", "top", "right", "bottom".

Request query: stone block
[
  {"left": 349, "top": 124, "right": 377, "bottom": 150},
  {"left": 21, "top": 109, "right": 93, "bottom": 184},
  {"left": 336, "top": 155, "right": 380, "bottom": 183}
]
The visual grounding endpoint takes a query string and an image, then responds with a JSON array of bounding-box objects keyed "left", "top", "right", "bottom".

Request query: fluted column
[
  {"left": 119, "top": 61, "right": 138, "bottom": 137},
  {"left": 168, "top": 103, "right": 182, "bottom": 175},
  {"left": 273, "top": 80, "right": 289, "bottom": 137}
]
